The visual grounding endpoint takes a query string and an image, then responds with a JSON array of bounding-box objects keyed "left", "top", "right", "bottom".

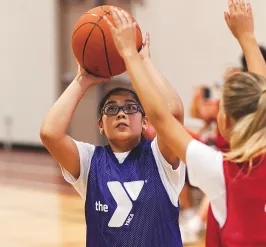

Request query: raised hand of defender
[
  {"left": 224, "top": 0, "right": 254, "bottom": 42},
  {"left": 139, "top": 32, "right": 151, "bottom": 60},
  {"left": 103, "top": 7, "right": 138, "bottom": 58}
]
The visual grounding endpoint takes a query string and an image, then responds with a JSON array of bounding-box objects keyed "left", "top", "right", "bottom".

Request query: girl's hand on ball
[
  {"left": 76, "top": 64, "right": 111, "bottom": 86},
  {"left": 104, "top": 7, "right": 138, "bottom": 58}
]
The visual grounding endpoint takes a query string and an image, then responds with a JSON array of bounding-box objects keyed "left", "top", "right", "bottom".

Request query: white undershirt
[
  {"left": 185, "top": 140, "right": 227, "bottom": 227},
  {"left": 61, "top": 137, "right": 186, "bottom": 207}
]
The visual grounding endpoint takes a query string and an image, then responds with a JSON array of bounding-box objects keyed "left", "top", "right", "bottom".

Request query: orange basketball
[{"left": 72, "top": 5, "right": 143, "bottom": 77}]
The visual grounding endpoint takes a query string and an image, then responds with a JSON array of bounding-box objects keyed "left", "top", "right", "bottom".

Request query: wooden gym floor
[{"left": 0, "top": 148, "right": 204, "bottom": 247}]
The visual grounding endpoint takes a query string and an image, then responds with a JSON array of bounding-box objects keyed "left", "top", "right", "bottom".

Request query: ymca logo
[{"left": 95, "top": 180, "right": 145, "bottom": 228}]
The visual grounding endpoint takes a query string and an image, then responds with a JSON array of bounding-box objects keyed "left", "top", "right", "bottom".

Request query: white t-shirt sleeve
[
  {"left": 185, "top": 139, "right": 227, "bottom": 227},
  {"left": 60, "top": 139, "right": 95, "bottom": 200},
  {"left": 151, "top": 136, "right": 186, "bottom": 207}
]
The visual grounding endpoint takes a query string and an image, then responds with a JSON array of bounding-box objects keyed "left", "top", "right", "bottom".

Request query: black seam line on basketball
[
  {"left": 81, "top": 21, "right": 112, "bottom": 76},
  {"left": 81, "top": 24, "right": 98, "bottom": 68},
  {"left": 99, "top": 7, "right": 112, "bottom": 75},
  {"left": 84, "top": 67, "right": 95, "bottom": 75},
  {"left": 97, "top": 24, "right": 112, "bottom": 76},
  {"left": 72, "top": 14, "right": 105, "bottom": 38},
  {"left": 101, "top": 6, "right": 110, "bottom": 15},
  {"left": 81, "top": 13, "right": 109, "bottom": 69}
]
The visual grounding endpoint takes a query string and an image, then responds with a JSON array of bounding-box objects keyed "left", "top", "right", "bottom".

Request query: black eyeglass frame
[{"left": 100, "top": 103, "right": 144, "bottom": 119}]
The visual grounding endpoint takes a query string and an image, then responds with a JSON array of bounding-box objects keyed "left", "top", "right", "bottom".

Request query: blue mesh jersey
[{"left": 85, "top": 140, "right": 182, "bottom": 247}]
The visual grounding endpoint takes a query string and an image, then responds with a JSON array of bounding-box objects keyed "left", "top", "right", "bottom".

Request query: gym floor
[{"left": 0, "top": 149, "right": 204, "bottom": 247}]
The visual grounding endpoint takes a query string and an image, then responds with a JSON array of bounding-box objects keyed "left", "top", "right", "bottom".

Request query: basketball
[{"left": 72, "top": 5, "right": 143, "bottom": 77}]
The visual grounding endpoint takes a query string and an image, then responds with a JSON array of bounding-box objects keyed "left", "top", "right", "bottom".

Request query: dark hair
[
  {"left": 241, "top": 45, "right": 266, "bottom": 72},
  {"left": 98, "top": 87, "right": 145, "bottom": 120}
]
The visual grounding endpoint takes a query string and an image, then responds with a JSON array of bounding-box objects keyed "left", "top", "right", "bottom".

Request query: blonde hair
[{"left": 222, "top": 72, "right": 266, "bottom": 165}]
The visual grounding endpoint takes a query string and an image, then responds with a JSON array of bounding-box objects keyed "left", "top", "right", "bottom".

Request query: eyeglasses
[{"left": 101, "top": 104, "right": 144, "bottom": 117}]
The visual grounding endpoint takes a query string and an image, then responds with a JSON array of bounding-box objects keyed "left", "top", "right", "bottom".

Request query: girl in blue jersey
[
  {"left": 104, "top": 1, "right": 266, "bottom": 246},
  {"left": 40, "top": 35, "right": 185, "bottom": 246}
]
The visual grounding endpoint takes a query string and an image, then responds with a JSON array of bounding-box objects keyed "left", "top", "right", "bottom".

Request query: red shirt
[
  {"left": 216, "top": 129, "right": 229, "bottom": 152},
  {"left": 206, "top": 157, "right": 266, "bottom": 247}
]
